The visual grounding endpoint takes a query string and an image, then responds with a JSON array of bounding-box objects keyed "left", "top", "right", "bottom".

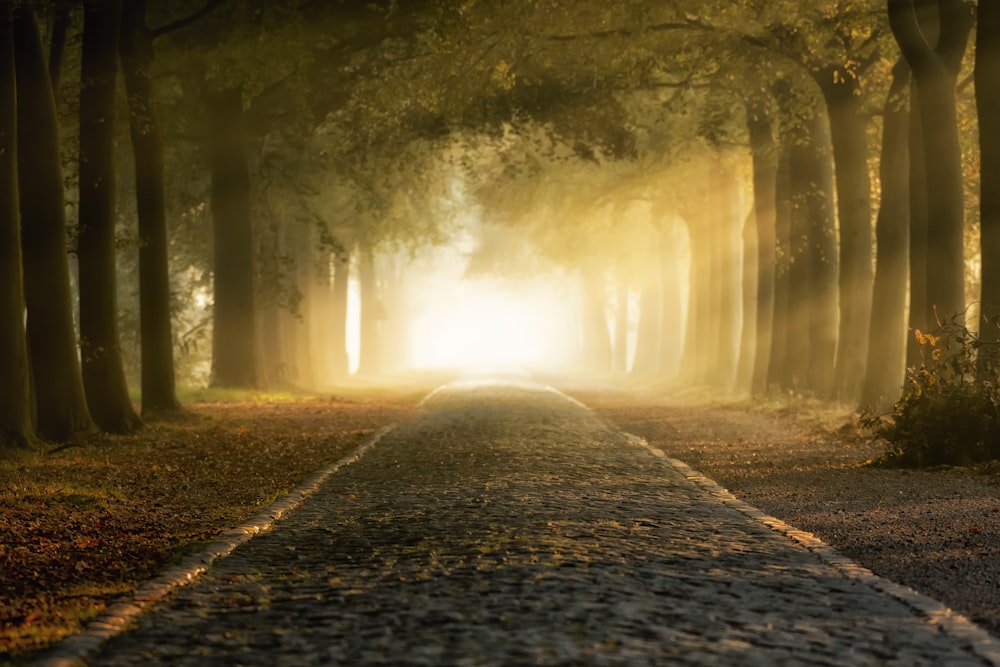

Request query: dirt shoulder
[
  {"left": 565, "top": 383, "right": 1000, "bottom": 639},
  {"left": 0, "top": 382, "right": 431, "bottom": 664}
]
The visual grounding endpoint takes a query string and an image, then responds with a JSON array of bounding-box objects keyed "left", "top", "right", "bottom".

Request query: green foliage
[{"left": 863, "top": 318, "right": 1000, "bottom": 467}]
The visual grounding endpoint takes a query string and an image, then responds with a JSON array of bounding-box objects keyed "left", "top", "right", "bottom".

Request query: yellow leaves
[
  {"left": 914, "top": 329, "right": 940, "bottom": 347},
  {"left": 491, "top": 59, "right": 517, "bottom": 91}
]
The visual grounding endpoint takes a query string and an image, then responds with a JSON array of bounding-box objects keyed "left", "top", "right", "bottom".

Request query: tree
[
  {"left": 14, "top": 6, "right": 94, "bottom": 441},
  {"left": 357, "top": 245, "right": 381, "bottom": 376},
  {"left": 208, "top": 87, "right": 258, "bottom": 388},
  {"left": 978, "top": 0, "right": 1000, "bottom": 362},
  {"left": 745, "top": 97, "right": 776, "bottom": 395},
  {"left": 119, "top": 0, "right": 181, "bottom": 414},
  {"left": 0, "top": 6, "right": 33, "bottom": 450},
  {"left": 78, "top": 0, "right": 142, "bottom": 433},
  {"left": 861, "top": 59, "right": 911, "bottom": 407},
  {"left": 814, "top": 59, "right": 876, "bottom": 403},
  {"left": 889, "top": 0, "right": 973, "bottom": 323}
]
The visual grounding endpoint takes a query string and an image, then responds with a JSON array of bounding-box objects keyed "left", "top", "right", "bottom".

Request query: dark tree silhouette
[
  {"left": 78, "top": 0, "right": 142, "bottom": 433},
  {"left": 14, "top": 6, "right": 94, "bottom": 441},
  {"left": 0, "top": 7, "right": 33, "bottom": 449},
  {"left": 978, "top": 0, "right": 1000, "bottom": 362},
  {"left": 120, "top": 0, "right": 182, "bottom": 414},
  {"left": 861, "top": 59, "right": 911, "bottom": 407},
  {"left": 889, "top": 0, "right": 973, "bottom": 325},
  {"left": 209, "top": 88, "right": 258, "bottom": 388}
]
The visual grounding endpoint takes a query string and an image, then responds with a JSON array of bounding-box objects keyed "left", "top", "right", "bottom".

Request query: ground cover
[
  {"left": 571, "top": 384, "right": 1000, "bottom": 638},
  {"left": 6, "top": 375, "right": 1000, "bottom": 663},
  {"left": 0, "top": 382, "right": 428, "bottom": 664}
]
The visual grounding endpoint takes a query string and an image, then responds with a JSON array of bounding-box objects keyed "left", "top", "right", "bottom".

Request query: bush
[{"left": 863, "top": 318, "right": 1000, "bottom": 467}]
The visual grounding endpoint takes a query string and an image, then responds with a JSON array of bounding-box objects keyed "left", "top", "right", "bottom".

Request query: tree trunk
[
  {"left": 631, "top": 276, "right": 659, "bottom": 375},
  {"left": 785, "top": 147, "right": 813, "bottom": 392},
  {"left": 13, "top": 7, "right": 94, "bottom": 441},
  {"left": 308, "top": 249, "right": 333, "bottom": 387},
  {"left": 47, "top": 0, "right": 70, "bottom": 97},
  {"left": 78, "top": 0, "right": 141, "bottom": 433},
  {"left": 119, "top": 0, "right": 180, "bottom": 414},
  {"left": 613, "top": 281, "right": 629, "bottom": 374},
  {"left": 804, "top": 108, "right": 839, "bottom": 398},
  {"left": 768, "top": 137, "right": 793, "bottom": 391},
  {"left": 906, "top": 84, "right": 930, "bottom": 367},
  {"left": 330, "top": 250, "right": 350, "bottom": 378},
  {"left": 889, "top": 0, "right": 973, "bottom": 324},
  {"left": 680, "top": 224, "right": 708, "bottom": 383},
  {"left": 0, "top": 9, "right": 34, "bottom": 449},
  {"left": 977, "top": 0, "right": 1000, "bottom": 367},
  {"left": 746, "top": 100, "right": 776, "bottom": 396},
  {"left": 658, "top": 220, "right": 685, "bottom": 378},
  {"left": 786, "top": 100, "right": 838, "bottom": 397},
  {"left": 357, "top": 247, "right": 381, "bottom": 376},
  {"left": 581, "top": 268, "right": 612, "bottom": 374},
  {"left": 735, "top": 210, "right": 757, "bottom": 397},
  {"left": 861, "top": 59, "right": 911, "bottom": 408},
  {"left": 712, "top": 160, "right": 742, "bottom": 391},
  {"left": 816, "top": 68, "right": 875, "bottom": 404},
  {"left": 209, "top": 88, "right": 258, "bottom": 388}
]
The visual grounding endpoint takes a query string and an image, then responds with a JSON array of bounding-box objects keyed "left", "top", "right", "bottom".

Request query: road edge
[
  {"left": 627, "top": 433, "right": 1000, "bottom": 667},
  {"left": 32, "top": 425, "right": 395, "bottom": 667}
]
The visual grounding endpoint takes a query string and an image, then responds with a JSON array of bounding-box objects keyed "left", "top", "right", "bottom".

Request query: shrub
[{"left": 862, "top": 317, "right": 1000, "bottom": 467}]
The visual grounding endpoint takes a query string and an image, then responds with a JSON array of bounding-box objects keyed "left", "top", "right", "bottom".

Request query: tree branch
[
  {"left": 936, "top": 0, "right": 975, "bottom": 74},
  {"left": 528, "top": 17, "right": 715, "bottom": 43},
  {"left": 887, "top": 0, "right": 933, "bottom": 70},
  {"left": 150, "top": 0, "right": 227, "bottom": 39}
]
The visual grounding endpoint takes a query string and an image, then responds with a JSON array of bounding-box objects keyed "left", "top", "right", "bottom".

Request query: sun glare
[{"left": 406, "top": 274, "right": 574, "bottom": 372}]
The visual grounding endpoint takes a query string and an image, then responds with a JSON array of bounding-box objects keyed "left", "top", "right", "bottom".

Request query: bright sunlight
[{"left": 403, "top": 249, "right": 576, "bottom": 371}]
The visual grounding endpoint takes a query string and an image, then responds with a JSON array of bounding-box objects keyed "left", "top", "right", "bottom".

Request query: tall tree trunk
[
  {"left": 785, "top": 144, "right": 813, "bottom": 392},
  {"left": 736, "top": 210, "right": 757, "bottom": 397},
  {"left": 906, "top": 84, "right": 930, "bottom": 366},
  {"left": 581, "top": 268, "right": 612, "bottom": 374},
  {"left": 14, "top": 7, "right": 94, "bottom": 441},
  {"left": 47, "top": 0, "right": 70, "bottom": 96},
  {"left": 977, "top": 0, "right": 1000, "bottom": 368},
  {"left": 861, "top": 59, "right": 911, "bottom": 408},
  {"left": 804, "top": 108, "right": 839, "bottom": 398},
  {"left": 680, "top": 224, "right": 708, "bottom": 383},
  {"left": 658, "top": 220, "right": 684, "bottom": 378},
  {"left": 330, "top": 250, "right": 350, "bottom": 378},
  {"left": 889, "top": 0, "right": 973, "bottom": 324},
  {"left": 746, "top": 100, "right": 776, "bottom": 396},
  {"left": 0, "top": 8, "right": 34, "bottom": 449},
  {"left": 786, "top": 100, "right": 838, "bottom": 397},
  {"left": 768, "top": 137, "right": 793, "bottom": 391},
  {"left": 377, "top": 254, "right": 407, "bottom": 373},
  {"left": 119, "top": 0, "right": 180, "bottom": 414},
  {"left": 631, "top": 276, "right": 660, "bottom": 375},
  {"left": 308, "top": 249, "right": 333, "bottom": 386},
  {"left": 78, "top": 0, "right": 141, "bottom": 433},
  {"left": 712, "top": 160, "right": 742, "bottom": 391},
  {"left": 209, "top": 88, "right": 257, "bottom": 388},
  {"left": 816, "top": 67, "right": 875, "bottom": 404},
  {"left": 613, "top": 281, "right": 629, "bottom": 374},
  {"left": 357, "top": 247, "right": 381, "bottom": 376}
]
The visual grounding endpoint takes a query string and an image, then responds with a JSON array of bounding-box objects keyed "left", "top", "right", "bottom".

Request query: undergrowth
[{"left": 862, "top": 317, "right": 1000, "bottom": 467}]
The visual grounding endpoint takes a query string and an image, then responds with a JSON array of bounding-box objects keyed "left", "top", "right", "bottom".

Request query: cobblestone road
[{"left": 47, "top": 379, "right": 1000, "bottom": 665}]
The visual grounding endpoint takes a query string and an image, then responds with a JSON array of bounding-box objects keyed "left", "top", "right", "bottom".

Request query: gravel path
[{"left": 38, "top": 379, "right": 1000, "bottom": 665}]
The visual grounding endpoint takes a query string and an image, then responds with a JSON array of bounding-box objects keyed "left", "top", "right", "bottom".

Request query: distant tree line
[{"left": 2, "top": 0, "right": 999, "bottom": 451}]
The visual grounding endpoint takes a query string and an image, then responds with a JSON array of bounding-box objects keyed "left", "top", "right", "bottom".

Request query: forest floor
[
  {"left": 4, "top": 374, "right": 1000, "bottom": 663},
  {"left": 565, "top": 379, "right": 1000, "bottom": 641},
  {"left": 0, "top": 378, "right": 434, "bottom": 664}
]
